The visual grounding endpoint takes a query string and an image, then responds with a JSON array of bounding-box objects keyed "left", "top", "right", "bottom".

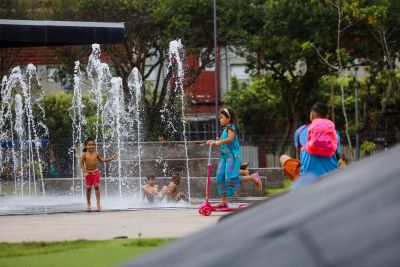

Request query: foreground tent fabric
[{"left": 123, "top": 145, "right": 400, "bottom": 267}]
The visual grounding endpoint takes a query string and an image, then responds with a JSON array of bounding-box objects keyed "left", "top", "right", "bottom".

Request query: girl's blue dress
[{"left": 216, "top": 124, "right": 242, "bottom": 197}]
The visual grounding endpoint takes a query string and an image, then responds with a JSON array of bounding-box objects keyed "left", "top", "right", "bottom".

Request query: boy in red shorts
[{"left": 80, "top": 137, "right": 117, "bottom": 211}]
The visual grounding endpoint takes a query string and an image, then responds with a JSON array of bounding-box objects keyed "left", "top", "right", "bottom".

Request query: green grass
[
  {"left": 0, "top": 238, "right": 172, "bottom": 267},
  {"left": 265, "top": 178, "right": 293, "bottom": 196}
]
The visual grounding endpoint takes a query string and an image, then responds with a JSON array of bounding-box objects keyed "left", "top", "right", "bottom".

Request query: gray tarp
[
  {"left": 123, "top": 145, "right": 400, "bottom": 267},
  {"left": 0, "top": 19, "right": 125, "bottom": 47}
]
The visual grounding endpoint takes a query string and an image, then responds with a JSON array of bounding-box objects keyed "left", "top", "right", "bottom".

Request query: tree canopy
[
  {"left": 224, "top": 0, "right": 399, "bottom": 153},
  {"left": 0, "top": 0, "right": 398, "bottom": 148}
]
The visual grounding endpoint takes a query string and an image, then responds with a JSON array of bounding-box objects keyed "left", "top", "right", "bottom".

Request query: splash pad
[{"left": 0, "top": 40, "right": 199, "bottom": 214}]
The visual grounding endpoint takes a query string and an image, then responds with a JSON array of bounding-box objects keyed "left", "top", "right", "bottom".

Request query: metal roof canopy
[{"left": 0, "top": 19, "right": 125, "bottom": 48}]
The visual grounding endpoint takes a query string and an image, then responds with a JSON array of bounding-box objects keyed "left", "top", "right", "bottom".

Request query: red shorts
[{"left": 85, "top": 170, "right": 100, "bottom": 187}]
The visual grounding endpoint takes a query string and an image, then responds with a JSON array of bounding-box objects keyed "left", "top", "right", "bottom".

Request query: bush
[
  {"left": 361, "top": 141, "right": 376, "bottom": 154},
  {"left": 43, "top": 92, "right": 73, "bottom": 141}
]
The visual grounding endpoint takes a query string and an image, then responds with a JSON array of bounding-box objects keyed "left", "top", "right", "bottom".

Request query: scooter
[{"left": 198, "top": 144, "right": 246, "bottom": 216}]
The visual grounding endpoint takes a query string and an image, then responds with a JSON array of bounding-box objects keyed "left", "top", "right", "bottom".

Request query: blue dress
[{"left": 216, "top": 124, "right": 242, "bottom": 197}]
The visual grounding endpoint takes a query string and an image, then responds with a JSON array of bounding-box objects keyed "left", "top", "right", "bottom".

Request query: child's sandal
[{"left": 253, "top": 173, "right": 263, "bottom": 191}]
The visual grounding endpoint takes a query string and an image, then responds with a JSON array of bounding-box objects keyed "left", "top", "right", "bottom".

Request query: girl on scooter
[{"left": 207, "top": 107, "right": 263, "bottom": 208}]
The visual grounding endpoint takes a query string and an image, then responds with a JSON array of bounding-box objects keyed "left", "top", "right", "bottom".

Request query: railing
[{"left": 0, "top": 131, "right": 397, "bottom": 180}]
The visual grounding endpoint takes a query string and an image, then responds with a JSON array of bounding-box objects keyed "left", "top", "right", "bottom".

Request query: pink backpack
[{"left": 304, "top": 118, "right": 338, "bottom": 157}]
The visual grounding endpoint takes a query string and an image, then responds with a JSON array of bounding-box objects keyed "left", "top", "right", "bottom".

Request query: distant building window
[
  {"left": 230, "top": 65, "right": 249, "bottom": 82},
  {"left": 62, "top": 74, "right": 73, "bottom": 91},
  {"left": 47, "top": 67, "right": 58, "bottom": 82}
]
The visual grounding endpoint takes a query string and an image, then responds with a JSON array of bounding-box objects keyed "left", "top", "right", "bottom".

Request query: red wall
[{"left": 185, "top": 54, "right": 219, "bottom": 113}]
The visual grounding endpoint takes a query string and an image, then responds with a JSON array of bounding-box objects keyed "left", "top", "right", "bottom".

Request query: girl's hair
[
  {"left": 83, "top": 136, "right": 95, "bottom": 152},
  {"left": 220, "top": 107, "right": 239, "bottom": 131}
]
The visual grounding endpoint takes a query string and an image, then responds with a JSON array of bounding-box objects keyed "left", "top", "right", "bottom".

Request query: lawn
[
  {"left": 265, "top": 178, "right": 293, "bottom": 196},
  {"left": 0, "top": 238, "right": 172, "bottom": 267}
]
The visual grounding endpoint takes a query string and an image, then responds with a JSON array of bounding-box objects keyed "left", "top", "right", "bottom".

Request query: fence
[
  {"left": 0, "top": 130, "right": 397, "bottom": 180},
  {"left": 182, "top": 130, "right": 398, "bottom": 167}
]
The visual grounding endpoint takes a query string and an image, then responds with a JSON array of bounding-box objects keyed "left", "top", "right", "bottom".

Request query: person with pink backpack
[{"left": 280, "top": 102, "right": 340, "bottom": 179}]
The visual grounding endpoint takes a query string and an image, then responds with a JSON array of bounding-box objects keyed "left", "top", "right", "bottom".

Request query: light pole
[
  {"left": 213, "top": 0, "right": 219, "bottom": 139},
  {"left": 352, "top": 59, "right": 360, "bottom": 160}
]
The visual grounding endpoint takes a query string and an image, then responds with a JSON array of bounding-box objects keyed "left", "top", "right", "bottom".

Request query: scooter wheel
[{"left": 200, "top": 206, "right": 212, "bottom": 216}]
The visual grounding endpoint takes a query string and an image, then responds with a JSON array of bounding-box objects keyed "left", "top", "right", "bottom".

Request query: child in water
[
  {"left": 161, "top": 173, "right": 189, "bottom": 202},
  {"left": 80, "top": 137, "right": 117, "bottom": 211},
  {"left": 207, "top": 107, "right": 262, "bottom": 208},
  {"left": 143, "top": 174, "right": 160, "bottom": 203}
]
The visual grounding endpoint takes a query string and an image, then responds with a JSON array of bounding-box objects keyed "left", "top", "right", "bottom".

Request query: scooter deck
[{"left": 213, "top": 204, "right": 246, "bottom": 212}]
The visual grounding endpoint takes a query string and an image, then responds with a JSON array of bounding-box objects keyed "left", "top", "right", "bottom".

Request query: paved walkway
[{"left": 0, "top": 209, "right": 223, "bottom": 242}]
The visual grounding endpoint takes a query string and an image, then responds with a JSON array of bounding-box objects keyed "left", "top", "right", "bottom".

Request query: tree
[
  {"left": 224, "top": 76, "right": 285, "bottom": 136},
  {"left": 233, "top": 0, "right": 336, "bottom": 152},
  {"left": 45, "top": 0, "right": 220, "bottom": 139},
  {"left": 0, "top": 0, "right": 29, "bottom": 79},
  {"left": 358, "top": 0, "right": 400, "bottom": 131},
  {"left": 301, "top": 0, "right": 366, "bottom": 158}
]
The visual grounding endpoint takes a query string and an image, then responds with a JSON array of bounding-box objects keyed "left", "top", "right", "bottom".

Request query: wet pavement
[
  {"left": 0, "top": 208, "right": 223, "bottom": 242},
  {"left": 0, "top": 197, "right": 268, "bottom": 242}
]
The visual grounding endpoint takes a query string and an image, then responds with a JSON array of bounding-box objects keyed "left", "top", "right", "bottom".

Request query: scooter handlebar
[{"left": 208, "top": 144, "right": 212, "bottom": 164}]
